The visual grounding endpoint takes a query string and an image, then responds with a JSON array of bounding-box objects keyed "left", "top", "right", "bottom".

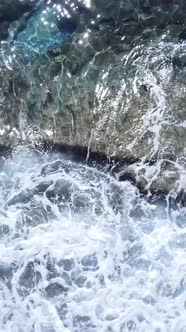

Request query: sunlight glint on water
[{"left": 1, "top": 0, "right": 186, "bottom": 331}]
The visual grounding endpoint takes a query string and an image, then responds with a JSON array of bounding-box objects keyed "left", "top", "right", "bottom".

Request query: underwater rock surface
[
  {"left": 1, "top": 1, "right": 186, "bottom": 331},
  {"left": 1, "top": 0, "right": 186, "bottom": 196},
  {"left": 0, "top": 0, "right": 36, "bottom": 40}
]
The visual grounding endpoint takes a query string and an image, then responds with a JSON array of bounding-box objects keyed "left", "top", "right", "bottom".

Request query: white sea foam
[
  {"left": 0, "top": 146, "right": 184, "bottom": 332},
  {"left": 0, "top": 4, "right": 186, "bottom": 331}
]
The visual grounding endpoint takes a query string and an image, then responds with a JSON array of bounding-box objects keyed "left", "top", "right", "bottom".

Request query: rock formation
[{"left": 0, "top": 0, "right": 186, "bottom": 198}]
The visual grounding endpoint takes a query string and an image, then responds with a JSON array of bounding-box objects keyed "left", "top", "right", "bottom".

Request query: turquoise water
[{"left": 12, "top": 5, "right": 73, "bottom": 61}]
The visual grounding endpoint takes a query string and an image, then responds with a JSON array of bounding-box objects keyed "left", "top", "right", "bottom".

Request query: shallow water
[
  {"left": 1, "top": 0, "right": 186, "bottom": 331},
  {"left": 0, "top": 146, "right": 184, "bottom": 332},
  {"left": 11, "top": 4, "right": 73, "bottom": 62}
]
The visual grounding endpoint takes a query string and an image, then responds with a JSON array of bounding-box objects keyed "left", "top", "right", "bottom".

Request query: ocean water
[
  {"left": 3, "top": 0, "right": 82, "bottom": 64},
  {"left": 0, "top": 146, "right": 184, "bottom": 332},
  {"left": 11, "top": 7, "right": 71, "bottom": 61},
  {"left": 0, "top": 0, "right": 186, "bottom": 331}
]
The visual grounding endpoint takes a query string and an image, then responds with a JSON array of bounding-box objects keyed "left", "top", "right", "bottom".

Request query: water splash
[{"left": 0, "top": 146, "right": 185, "bottom": 331}]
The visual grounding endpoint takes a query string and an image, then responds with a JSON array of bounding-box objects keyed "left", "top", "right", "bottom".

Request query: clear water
[
  {"left": 12, "top": 6, "right": 71, "bottom": 61},
  {"left": 0, "top": 146, "right": 185, "bottom": 332},
  {"left": 5, "top": 0, "right": 86, "bottom": 63},
  {"left": 0, "top": 0, "right": 186, "bottom": 331}
]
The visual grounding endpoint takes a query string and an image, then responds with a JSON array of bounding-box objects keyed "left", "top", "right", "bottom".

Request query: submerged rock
[
  {"left": 0, "top": 0, "right": 36, "bottom": 41},
  {"left": 0, "top": 0, "right": 35, "bottom": 22},
  {"left": 1, "top": 0, "right": 186, "bottom": 197},
  {"left": 12, "top": 6, "right": 73, "bottom": 62}
]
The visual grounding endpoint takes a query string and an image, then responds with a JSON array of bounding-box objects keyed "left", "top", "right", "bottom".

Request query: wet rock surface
[
  {"left": 0, "top": 0, "right": 36, "bottom": 40},
  {"left": 0, "top": 2, "right": 186, "bottom": 328},
  {"left": 0, "top": 0, "right": 186, "bottom": 197}
]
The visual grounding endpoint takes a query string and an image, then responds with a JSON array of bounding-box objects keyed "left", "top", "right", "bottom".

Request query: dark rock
[
  {"left": 0, "top": 0, "right": 36, "bottom": 41},
  {"left": 179, "top": 28, "right": 186, "bottom": 41},
  {"left": 0, "top": 21, "right": 9, "bottom": 40},
  {"left": 0, "top": 0, "right": 186, "bottom": 199},
  {"left": 149, "top": 0, "right": 174, "bottom": 5},
  {"left": 0, "top": 0, "right": 36, "bottom": 22}
]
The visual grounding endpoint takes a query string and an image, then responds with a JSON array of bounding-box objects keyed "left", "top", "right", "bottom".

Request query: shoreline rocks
[{"left": 0, "top": 0, "right": 186, "bottom": 201}]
